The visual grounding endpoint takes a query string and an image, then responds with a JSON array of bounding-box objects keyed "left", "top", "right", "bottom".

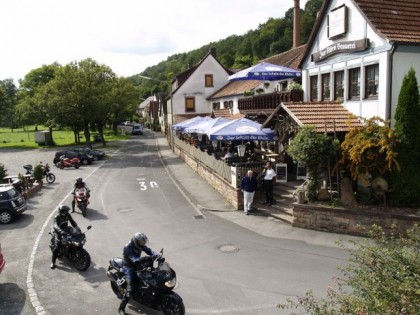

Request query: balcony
[{"left": 238, "top": 90, "right": 303, "bottom": 111}]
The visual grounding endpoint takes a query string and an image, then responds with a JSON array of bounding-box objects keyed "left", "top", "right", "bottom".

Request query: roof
[
  {"left": 282, "top": 101, "right": 362, "bottom": 132},
  {"left": 212, "top": 109, "right": 244, "bottom": 120},
  {"left": 353, "top": 0, "right": 420, "bottom": 44},
  {"left": 208, "top": 80, "right": 261, "bottom": 99},
  {"left": 261, "top": 44, "right": 307, "bottom": 69},
  {"left": 173, "top": 114, "right": 212, "bottom": 125},
  {"left": 300, "top": 0, "right": 420, "bottom": 68},
  {"left": 139, "top": 96, "right": 155, "bottom": 109}
]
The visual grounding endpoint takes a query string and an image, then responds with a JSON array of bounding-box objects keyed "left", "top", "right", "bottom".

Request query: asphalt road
[{"left": 0, "top": 132, "right": 350, "bottom": 315}]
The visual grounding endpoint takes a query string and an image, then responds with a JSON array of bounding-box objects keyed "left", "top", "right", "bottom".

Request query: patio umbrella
[
  {"left": 184, "top": 117, "right": 229, "bottom": 134},
  {"left": 228, "top": 62, "right": 301, "bottom": 81},
  {"left": 206, "top": 118, "right": 274, "bottom": 141},
  {"left": 172, "top": 116, "right": 211, "bottom": 131}
]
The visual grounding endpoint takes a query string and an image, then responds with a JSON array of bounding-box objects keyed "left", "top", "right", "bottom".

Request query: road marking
[{"left": 27, "top": 164, "right": 102, "bottom": 314}]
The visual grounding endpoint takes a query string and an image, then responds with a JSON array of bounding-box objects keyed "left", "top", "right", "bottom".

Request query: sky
[{"left": 0, "top": 0, "right": 308, "bottom": 84}]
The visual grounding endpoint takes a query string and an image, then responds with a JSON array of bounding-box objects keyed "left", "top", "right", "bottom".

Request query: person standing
[
  {"left": 263, "top": 162, "right": 276, "bottom": 206},
  {"left": 240, "top": 170, "right": 258, "bottom": 215}
]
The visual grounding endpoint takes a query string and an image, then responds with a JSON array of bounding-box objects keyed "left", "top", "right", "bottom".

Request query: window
[
  {"left": 321, "top": 73, "right": 331, "bottom": 101},
  {"left": 212, "top": 102, "right": 220, "bottom": 110},
  {"left": 205, "top": 74, "right": 213, "bottom": 87},
  {"left": 310, "top": 75, "right": 318, "bottom": 101},
  {"left": 185, "top": 97, "right": 195, "bottom": 112},
  {"left": 365, "top": 64, "right": 379, "bottom": 99},
  {"left": 348, "top": 68, "right": 360, "bottom": 100},
  {"left": 334, "top": 71, "right": 344, "bottom": 100}
]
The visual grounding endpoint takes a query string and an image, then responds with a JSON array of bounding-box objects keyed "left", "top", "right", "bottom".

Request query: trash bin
[{"left": 297, "top": 190, "right": 306, "bottom": 204}]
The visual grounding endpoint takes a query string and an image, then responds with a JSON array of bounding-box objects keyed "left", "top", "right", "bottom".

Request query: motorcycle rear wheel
[
  {"left": 46, "top": 173, "right": 56, "bottom": 184},
  {"left": 74, "top": 163, "right": 80, "bottom": 169},
  {"left": 71, "top": 248, "right": 91, "bottom": 271},
  {"left": 161, "top": 294, "right": 185, "bottom": 315}
]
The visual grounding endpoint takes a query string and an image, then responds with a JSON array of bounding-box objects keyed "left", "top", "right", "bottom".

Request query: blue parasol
[
  {"left": 206, "top": 118, "right": 274, "bottom": 141},
  {"left": 228, "top": 62, "right": 301, "bottom": 81}
]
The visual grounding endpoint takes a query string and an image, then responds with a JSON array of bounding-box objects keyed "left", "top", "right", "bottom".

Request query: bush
[
  {"left": 32, "top": 164, "right": 43, "bottom": 181},
  {"left": 278, "top": 225, "right": 420, "bottom": 314}
]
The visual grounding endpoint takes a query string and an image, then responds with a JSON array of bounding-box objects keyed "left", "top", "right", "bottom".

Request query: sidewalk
[{"left": 155, "top": 133, "right": 361, "bottom": 247}]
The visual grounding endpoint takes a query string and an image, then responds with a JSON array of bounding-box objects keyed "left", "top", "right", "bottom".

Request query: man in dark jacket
[
  {"left": 118, "top": 232, "right": 158, "bottom": 315},
  {"left": 240, "top": 170, "right": 258, "bottom": 215},
  {"left": 50, "top": 205, "right": 78, "bottom": 269}
]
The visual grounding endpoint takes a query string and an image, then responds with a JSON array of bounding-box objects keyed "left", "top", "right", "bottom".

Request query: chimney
[{"left": 293, "top": 0, "right": 301, "bottom": 48}]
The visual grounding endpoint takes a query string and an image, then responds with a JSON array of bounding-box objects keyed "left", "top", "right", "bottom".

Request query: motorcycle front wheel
[
  {"left": 80, "top": 203, "right": 87, "bottom": 217},
  {"left": 58, "top": 163, "right": 64, "bottom": 169},
  {"left": 74, "top": 163, "right": 80, "bottom": 169},
  {"left": 71, "top": 248, "right": 91, "bottom": 271},
  {"left": 46, "top": 173, "right": 56, "bottom": 184},
  {"left": 110, "top": 281, "right": 124, "bottom": 299},
  {"left": 161, "top": 293, "right": 185, "bottom": 315}
]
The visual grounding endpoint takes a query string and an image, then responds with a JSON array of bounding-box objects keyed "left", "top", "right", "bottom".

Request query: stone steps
[{"left": 251, "top": 179, "right": 305, "bottom": 224}]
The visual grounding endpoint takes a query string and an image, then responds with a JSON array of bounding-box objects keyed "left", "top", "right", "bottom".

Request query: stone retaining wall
[
  {"left": 175, "top": 146, "right": 241, "bottom": 209},
  {"left": 293, "top": 203, "right": 420, "bottom": 236}
]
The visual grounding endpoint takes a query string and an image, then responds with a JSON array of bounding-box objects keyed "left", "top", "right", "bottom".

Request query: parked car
[
  {"left": 0, "top": 185, "right": 27, "bottom": 224},
  {"left": 132, "top": 124, "right": 143, "bottom": 135},
  {"left": 0, "top": 243, "right": 4, "bottom": 273},
  {"left": 53, "top": 150, "right": 94, "bottom": 166},
  {"left": 73, "top": 147, "right": 105, "bottom": 161}
]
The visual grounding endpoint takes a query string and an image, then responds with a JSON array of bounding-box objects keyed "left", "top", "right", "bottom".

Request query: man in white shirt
[{"left": 263, "top": 162, "right": 276, "bottom": 206}]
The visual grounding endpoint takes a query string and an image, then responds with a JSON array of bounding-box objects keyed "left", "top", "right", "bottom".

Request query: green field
[{"left": 0, "top": 126, "right": 130, "bottom": 149}]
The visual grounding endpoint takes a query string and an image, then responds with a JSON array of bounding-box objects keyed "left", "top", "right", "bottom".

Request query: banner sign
[{"left": 311, "top": 38, "right": 369, "bottom": 62}]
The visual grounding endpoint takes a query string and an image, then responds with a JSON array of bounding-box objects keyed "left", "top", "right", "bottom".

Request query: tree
[
  {"left": 390, "top": 67, "right": 420, "bottom": 207},
  {"left": 286, "top": 126, "right": 340, "bottom": 202},
  {"left": 278, "top": 225, "right": 420, "bottom": 315},
  {"left": 340, "top": 116, "right": 400, "bottom": 182},
  {"left": 0, "top": 79, "right": 18, "bottom": 128}
]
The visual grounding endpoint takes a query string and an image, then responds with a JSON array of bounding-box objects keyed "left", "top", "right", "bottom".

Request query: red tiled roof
[
  {"left": 261, "top": 44, "right": 307, "bottom": 69},
  {"left": 282, "top": 101, "right": 362, "bottom": 133},
  {"left": 353, "top": 0, "right": 420, "bottom": 44},
  {"left": 208, "top": 80, "right": 261, "bottom": 99},
  {"left": 212, "top": 109, "right": 244, "bottom": 120}
]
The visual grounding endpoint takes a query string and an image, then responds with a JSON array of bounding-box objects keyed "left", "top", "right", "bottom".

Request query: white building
[{"left": 300, "top": 0, "right": 420, "bottom": 125}]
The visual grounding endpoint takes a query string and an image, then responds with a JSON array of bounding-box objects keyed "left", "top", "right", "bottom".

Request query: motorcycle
[
  {"left": 73, "top": 187, "right": 89, "bottom": 217},
  {"left": 56, "top": 155, "right": 80, "bottom": 169},
  {"left": 49, "top": 225, "right": 92, "bottom": 271},
  {"left": 23, "top": 162, "right": 56, "bottom": 184},
  {"left": 107, "top": 249, "right": 185, "bottom": 315}
]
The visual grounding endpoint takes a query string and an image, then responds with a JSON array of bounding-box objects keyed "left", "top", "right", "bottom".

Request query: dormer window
[{"left": 205, "top": 74, "right": 213, "bottom": 87}]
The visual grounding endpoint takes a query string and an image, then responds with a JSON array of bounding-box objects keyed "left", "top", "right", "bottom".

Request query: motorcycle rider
[
  {"left": 118, "top": 232, "right": 158, "bottom": 315},
  {"left": 71, "top": 177, "right": 90, "bottom": 212},
  {"left": 50, "top": 205, "right": 78, "bottom": 269}
]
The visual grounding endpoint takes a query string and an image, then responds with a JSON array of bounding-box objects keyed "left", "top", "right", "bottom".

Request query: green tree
[
  {"left": 390, "top": 67, "right": 420, "bottom": 207},
  {"left": 278, "top": 225, "right": 420, "bottom": 315},
  {"left": 0, "top": 79, "right": 18, "bottom": 128},
  {"left": 286, "top": 126, "right": 340, "bottom": 202}
]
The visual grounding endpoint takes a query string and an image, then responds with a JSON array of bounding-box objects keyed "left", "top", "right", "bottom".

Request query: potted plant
[
  {"left": 256, "top": 88, "right": 264, "bottom": 94},
  {"left": 32, "top": 164, "right": 44, "bottom": 185}
]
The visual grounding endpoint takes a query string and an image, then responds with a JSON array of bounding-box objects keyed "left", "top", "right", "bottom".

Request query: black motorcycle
[
  {"left": 49, "top": 225, "right": 92, "bottom": 271},
  {"left": 107, "top": 249, "right": 185, "bottom": 315}
]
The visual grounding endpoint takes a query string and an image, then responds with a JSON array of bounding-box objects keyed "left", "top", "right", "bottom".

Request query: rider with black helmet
[
  {"left": 50, "top": 205, "right": 78, "bottom": 269},
  {"left": 71, "top": 177, "right": 90, "bottom": 212},
  {"left": 118, "top": 232, "right": 158, "bottom": 315}
]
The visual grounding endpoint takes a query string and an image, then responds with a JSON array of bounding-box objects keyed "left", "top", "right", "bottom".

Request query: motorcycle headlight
[{"left": 165, "top": 277, "right": 176, "bottom": 288}]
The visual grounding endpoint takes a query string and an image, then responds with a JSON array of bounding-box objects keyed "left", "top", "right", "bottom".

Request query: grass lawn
[{"left": 0, "top": 126, "right": 130, "bottom": 149}]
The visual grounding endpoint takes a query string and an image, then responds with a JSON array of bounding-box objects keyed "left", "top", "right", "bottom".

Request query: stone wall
[
  {"left": 293, "top": 203, "right": 420, "bottom": 236},
  {"left": 175, "top": 146, "right": 241, "bottom": 209}
]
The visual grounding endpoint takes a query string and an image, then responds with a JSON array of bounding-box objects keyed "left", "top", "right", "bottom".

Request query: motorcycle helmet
[
  {"left": 76, "top": 177, "right": 83, "bottom": 184},
  {"left": 132, "top": 232, "right": 148, "bottom": 249},
  {"left": 58, "top": 205, "right": 70, "bottom": 217}
]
